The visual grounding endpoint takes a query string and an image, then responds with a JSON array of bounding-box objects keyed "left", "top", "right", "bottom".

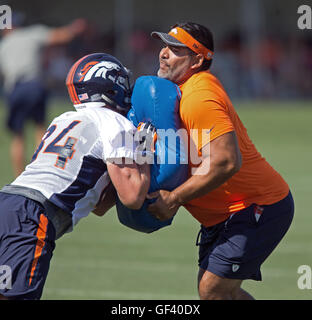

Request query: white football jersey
[{"left": 12, "top": 105, "right": 138, "bottom": 228}]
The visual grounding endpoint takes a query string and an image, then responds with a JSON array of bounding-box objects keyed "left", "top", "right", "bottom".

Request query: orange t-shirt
[{"left": 179, "top": 71, "right": 289, "bottom": 227}]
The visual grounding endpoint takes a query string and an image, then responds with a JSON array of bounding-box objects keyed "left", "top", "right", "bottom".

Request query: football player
[{"left": 0, "top": 53, "right": 153, "bottom": 300}]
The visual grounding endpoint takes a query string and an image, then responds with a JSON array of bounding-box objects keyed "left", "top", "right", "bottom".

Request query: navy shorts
[
  {"left": 6, "top": 80, "right": 48, "bottom": 134},
  {"left": 0, "top": 192, "right": 56, "bottom": 299},
  {"left": 197, "top": 192, "right": 294, "bottom": 281}
]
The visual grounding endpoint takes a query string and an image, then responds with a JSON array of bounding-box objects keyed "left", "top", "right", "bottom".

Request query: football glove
[{"left": 135, "top": 121, "right": 157, "bottom": 164}]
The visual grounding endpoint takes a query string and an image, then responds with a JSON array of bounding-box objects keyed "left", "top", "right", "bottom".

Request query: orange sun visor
[{"left": 168, "top": 27, "right": 214, "bottom": 60}]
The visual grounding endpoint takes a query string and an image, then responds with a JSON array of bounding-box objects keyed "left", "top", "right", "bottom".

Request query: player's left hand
[
  {"left": 135, "top": 121, "right": 157, "bottom": 164},
  {"left": 136, "top": 121, "right": 157, "bottom": 153},
  {"left": 147, "top": 190, "right": 180, "bottom": 221}
]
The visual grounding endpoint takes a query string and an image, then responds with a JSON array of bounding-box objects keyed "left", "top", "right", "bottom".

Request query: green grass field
[{"left": 0, "top": 98, "right": 311, "bottom": 300}]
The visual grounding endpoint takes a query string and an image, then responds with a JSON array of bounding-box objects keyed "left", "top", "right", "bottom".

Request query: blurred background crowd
[{"left": 1, "top": 0, "right": 311, "bottom": 100}]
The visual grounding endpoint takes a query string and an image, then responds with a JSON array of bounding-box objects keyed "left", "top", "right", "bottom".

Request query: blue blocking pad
[{"left": 116, "top": 76, "right": 188, "bottom": 233}]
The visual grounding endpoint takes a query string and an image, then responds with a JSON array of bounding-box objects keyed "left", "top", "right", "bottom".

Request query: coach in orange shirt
[{"left": 148, "top": 22, "right": 294, "bottom": 300}]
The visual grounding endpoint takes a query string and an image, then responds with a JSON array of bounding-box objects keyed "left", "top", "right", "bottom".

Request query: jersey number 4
[{"left": 31, "top": 120, "right": 81, "bottom": 169}]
